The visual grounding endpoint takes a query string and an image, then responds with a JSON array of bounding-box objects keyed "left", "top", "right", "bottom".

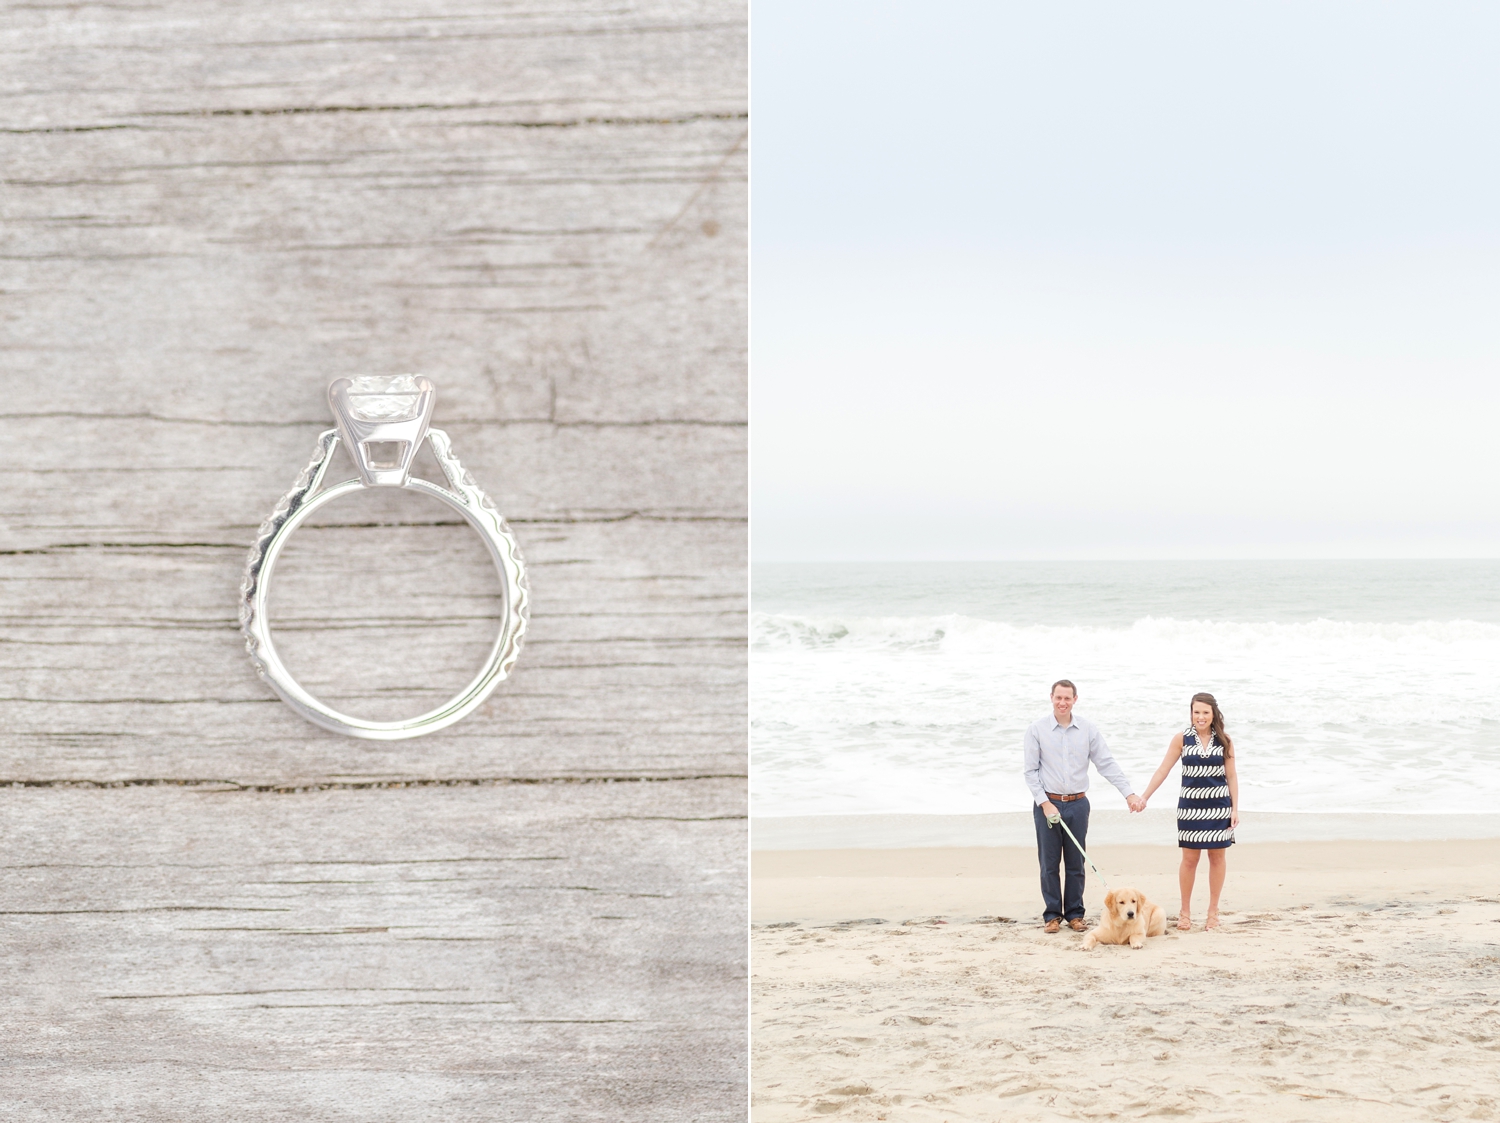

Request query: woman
[{"left": 1140, "top": 693, "right": 1240, "bottom": 931}]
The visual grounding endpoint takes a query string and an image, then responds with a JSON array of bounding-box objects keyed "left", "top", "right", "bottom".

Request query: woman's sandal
[
  {"left": 1205, "top": 913, "right": 1221, "bottom": 931},
  {"left": 1176, "top": 914, "right": 1192, "bottom": 931}
]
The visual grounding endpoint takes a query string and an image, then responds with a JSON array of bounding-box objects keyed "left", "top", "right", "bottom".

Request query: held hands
[{"left": 1045, "top": 796, "right": 1150, "bottom": 815}]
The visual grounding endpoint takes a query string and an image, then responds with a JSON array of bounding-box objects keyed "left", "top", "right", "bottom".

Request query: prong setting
[{"left": 328, "top": 375, "right": 435, "bottom": 486}]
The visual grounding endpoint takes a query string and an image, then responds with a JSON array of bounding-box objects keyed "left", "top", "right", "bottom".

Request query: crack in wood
[
  {"left": 132, "top": 105, "right": 748, "bottom": 126},
  {"left": 0, "top": 906, "right": 292, "bottom": 915},
  {"left": 0, "top": 514, "right": 744, "bottom": 553},
  {"left": 5, "top": 858, "right": 554, "bottom": 871},
  {"left": 0, "top": 775, "right": 746, "bottom": 791},
  {"left": 246, "top": 1000, "right": 522, "bottom": 1007},
  {"left": 103, "top": 986, "right": 478, "bottom": 999},
  {"left": 0, "top": 124, "right": 150, "bottom": 135},
  {"left": 189, "top": 22, "right": 740, "bottom": 50},
  {"left": 0, "top": 411, "right": 745, "bottom": 428}
]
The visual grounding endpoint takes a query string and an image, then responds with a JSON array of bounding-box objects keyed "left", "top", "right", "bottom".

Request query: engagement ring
[{"left": 240, "top": 376, "right": 528, "bottom": 739}]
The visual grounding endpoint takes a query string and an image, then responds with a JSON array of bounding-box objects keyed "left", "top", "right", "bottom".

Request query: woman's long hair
[{"left": 1191, "top": 692, "right": 1233, "bottom": 758}]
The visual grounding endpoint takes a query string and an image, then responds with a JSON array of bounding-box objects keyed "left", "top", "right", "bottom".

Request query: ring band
[{"left": 239, "top": 376, "right": 528, "bottom": 739}]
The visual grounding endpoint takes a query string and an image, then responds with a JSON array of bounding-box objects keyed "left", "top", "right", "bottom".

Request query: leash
[{"left": 1046, "top": 812, "right": 1112, "bottom": 891}]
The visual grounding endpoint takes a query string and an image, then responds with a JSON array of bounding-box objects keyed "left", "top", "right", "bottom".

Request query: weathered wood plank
[
  {"left": 0, "top": 518, "right": 744, "bottom": 780},
  {"left": 0, "top": 114, "right": 746, "bottom": 426},
  {"left": 0, "top": 420, "right": 746, "bottom": 544},
  {"left": 0, "top": 0, "right": 745, "bottom": 1113},
  {"left": 0, "top": 779, "right": 745, "bottom": 1120},
  {"left": 0, "top": 3, "right": 744, "bottom": 125}
]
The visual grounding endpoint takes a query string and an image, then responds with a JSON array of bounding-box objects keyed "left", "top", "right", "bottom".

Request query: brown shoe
[
  {"left": 1068, "top": 918, "right": 1087, "bottom": 932},
  {"left": 1043, "top": 918, "right": 1061, "bottom": 933}
]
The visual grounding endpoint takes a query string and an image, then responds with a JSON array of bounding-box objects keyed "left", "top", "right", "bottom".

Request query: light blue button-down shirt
[{"left": 1022, "top": 713, "right": 1134, "bottom": 806}]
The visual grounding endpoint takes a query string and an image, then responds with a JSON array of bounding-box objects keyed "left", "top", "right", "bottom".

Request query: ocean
[{"left": 751, "top": 561, "right": 1500, "bottom": 834}]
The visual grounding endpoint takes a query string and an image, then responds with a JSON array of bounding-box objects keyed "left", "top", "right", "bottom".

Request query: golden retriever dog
[{"left": 1081, "top": 887, "right": 1166, "bottom": 950}]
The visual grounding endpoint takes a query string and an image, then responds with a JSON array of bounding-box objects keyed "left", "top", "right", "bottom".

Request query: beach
[
  {"left": 751, "top": 837, "right": 1500, "bottom": 1121},
  {"left": 749, "top": 562, "right": 1500, "bottom": 1118}
]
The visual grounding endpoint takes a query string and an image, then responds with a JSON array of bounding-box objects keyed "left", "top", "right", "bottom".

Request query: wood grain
[
  {"left": 0, "top": 1, "right": 745, "bottom": 1115},
  {"left": 0, "top": 779, "right": 744, "bottom": 1120}
]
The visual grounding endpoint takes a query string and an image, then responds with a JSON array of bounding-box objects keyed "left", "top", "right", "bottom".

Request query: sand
[{"left": 752, "top": 841, "right": 1500, "bottom": 1121}]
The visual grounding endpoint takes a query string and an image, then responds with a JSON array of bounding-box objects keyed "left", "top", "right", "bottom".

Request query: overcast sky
[{"left": 752, "top": 2, "right": 1500, "bottom": 560}]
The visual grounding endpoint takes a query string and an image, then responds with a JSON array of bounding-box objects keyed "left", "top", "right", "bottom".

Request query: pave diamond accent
[{"left": 346, "top": 374, "right": 422, "bottom": 421}]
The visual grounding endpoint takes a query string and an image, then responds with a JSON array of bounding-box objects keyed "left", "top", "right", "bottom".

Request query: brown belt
[{"left": 1046, "top": 792, "right": 1086, "bottom": 803}]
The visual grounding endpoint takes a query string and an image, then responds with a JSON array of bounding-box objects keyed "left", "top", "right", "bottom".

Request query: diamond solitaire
[
  {"left": 239, "top": 377, "right": 528, "bottom": 739},
  {"left": 345, "top": 374, "right": 423, "bottom": 421}
]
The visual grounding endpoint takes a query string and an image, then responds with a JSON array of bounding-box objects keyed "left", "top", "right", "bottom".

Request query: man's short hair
[{"left": 1051, "top": 679, "right": 1077, "bottom": 698}]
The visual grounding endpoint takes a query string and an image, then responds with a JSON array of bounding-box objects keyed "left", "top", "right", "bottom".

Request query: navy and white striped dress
[{"left": 1177, "top": 727, "right": 1234, "bottom": 849}]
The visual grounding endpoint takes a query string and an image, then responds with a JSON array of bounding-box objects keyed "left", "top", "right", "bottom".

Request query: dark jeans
[{"left": 1033, "top": 796, "right": 1090, "bottom": 922}]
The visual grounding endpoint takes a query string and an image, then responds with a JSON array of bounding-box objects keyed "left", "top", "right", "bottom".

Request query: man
[{"left": 1022, "top": 680, "right": 1144, "bottom": 933}]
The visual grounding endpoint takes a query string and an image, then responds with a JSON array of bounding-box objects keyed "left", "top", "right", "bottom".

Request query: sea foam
[{"left": 752, "top": 610, "right": 1500, "bottom": 818}]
